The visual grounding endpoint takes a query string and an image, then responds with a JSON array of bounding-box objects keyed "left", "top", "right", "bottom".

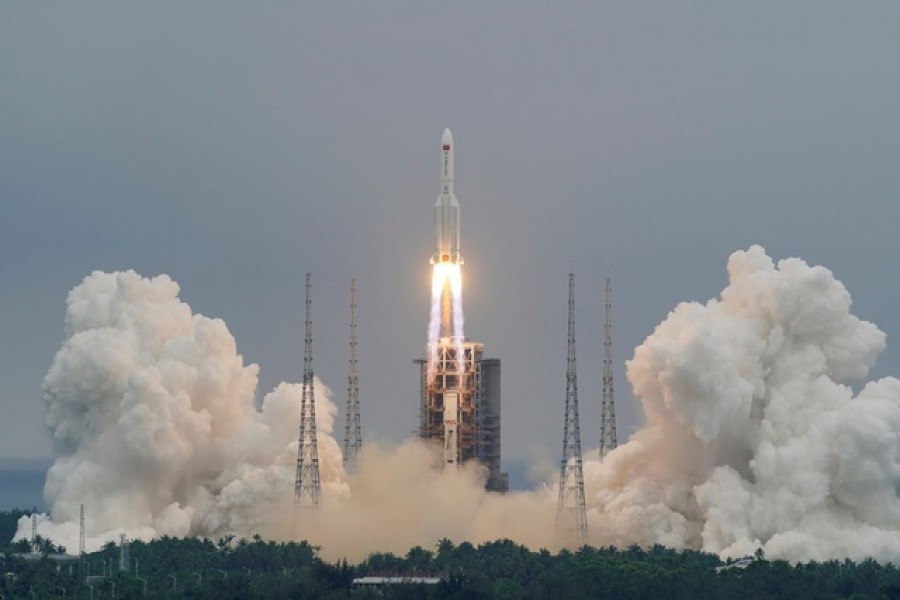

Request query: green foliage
[{"left": 4, "top": 517, "right": 900, "bottom": 599}]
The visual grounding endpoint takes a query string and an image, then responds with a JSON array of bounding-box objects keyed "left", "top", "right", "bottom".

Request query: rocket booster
[{"left": 432, "top": 128, "right": 462, "bottom": 265}]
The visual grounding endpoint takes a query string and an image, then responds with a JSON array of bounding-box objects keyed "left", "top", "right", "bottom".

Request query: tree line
[{"left": 2, "top": 510, "right": 900, "bottom": 599}]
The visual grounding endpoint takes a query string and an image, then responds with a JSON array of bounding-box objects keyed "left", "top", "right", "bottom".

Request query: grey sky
[{"left": 1, "top": 2, "right": 899, "bottom": 468}]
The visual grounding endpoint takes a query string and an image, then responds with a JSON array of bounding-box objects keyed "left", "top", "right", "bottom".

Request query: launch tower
[
  {"left": 415, "top": 346, "right": 505, "bottom": 490},
  {"left": 556, "top": 273, "right": 588, "bottom": 546},
  {"left": 599, "top": 277, "right": 618, "bottom": 458},
  {"left": 417, "top": 129, "right": 507, "bottom": 492},
  {"left": 344, "top": 278, "right": 362, "bottom": 470},
  {"left": 294, "top": 273, "right": 321, "bottom": 507}
]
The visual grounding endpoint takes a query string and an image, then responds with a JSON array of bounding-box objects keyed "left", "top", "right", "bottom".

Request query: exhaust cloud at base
[{"left": 16, "top": 245, "right": 900, "bottom": 564}]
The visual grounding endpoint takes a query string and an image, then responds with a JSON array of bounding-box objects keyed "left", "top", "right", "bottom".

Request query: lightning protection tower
[
  {"left": 79, "top": 504, "right": 85, "bottom": 556},
  {"left": 294, "top": 273, "right": 321, "bottom": 507},
  {"left": 556, "top": 273, "right": 588, "bottom": 547},
  {"left": 599, "top": 277, "right": 618, "bottom": 458},
  {"left": 344, "top": 278, "right": 362, "bottom": 469},
  {"left": 79, "top": 503, "right": 85, "bottom": 576}
]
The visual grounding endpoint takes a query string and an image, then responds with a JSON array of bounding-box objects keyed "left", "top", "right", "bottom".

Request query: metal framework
[
  {"left": 80, "top": 504, "right": 86, "bottom": 576},
  {"left": 416, "top": 346, "right": 507, "bottom": 491},
  {"left": 422, "top": 342, "right": 479, "bottom": 465},
  {"left": 294, "top": 273, "right": 321, "bottom": 507},
  {"left": 79, "top": 504, "right": 85, "bottom": 551},
  {"left": 556, "top": 273, "right": 588, "bottom": 546},
  {"left": 344, "top": 278, "right": 362, "bottom": 469},
  {"left": 600, "top": 277, "right": 618, "bottom": 458}
]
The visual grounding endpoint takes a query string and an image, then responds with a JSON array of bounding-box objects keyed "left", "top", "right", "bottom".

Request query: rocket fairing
[{"left": 432, "top": 128, "right": 462, "bottom": 265}]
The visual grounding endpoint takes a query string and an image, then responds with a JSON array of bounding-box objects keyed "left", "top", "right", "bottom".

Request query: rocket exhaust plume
[
  {"left": 16, "top": 215, "right": 900, "bottom": 562},
  {"left": 428, "top": 263, "right": 465, "bottom": 380},
  {"left": 14, "top": 270, "right": 347, "bottom": 552},
  {"left": 16, "top": 269, "right": 554, "bottom": 560},
  {"left": 584, "top": 245, "right": 899, "bottom": 562}
]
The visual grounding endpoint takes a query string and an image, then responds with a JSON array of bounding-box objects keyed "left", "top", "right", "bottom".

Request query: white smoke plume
[
  {"left": 15, "top": 270, "right": 346, "bottom": 552},
  {"left": 18, "top": 245, "right": 900, "bottom": 564},
  {"left": 263, "top": 441, "right": 556, "bottom": 561},
  {"left": 587, "top": 245, "right": 900, "bottom": 563},
  {"left": 16, "top": 269, "right": 553, "bottom": 559}
]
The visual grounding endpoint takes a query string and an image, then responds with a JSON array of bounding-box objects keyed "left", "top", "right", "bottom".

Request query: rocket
[
  {"left": 432, "top": 128, "right": 462, "bottom": 265},
  {"left": 425, "top": 128, "right": 466, "bottom": 467}
]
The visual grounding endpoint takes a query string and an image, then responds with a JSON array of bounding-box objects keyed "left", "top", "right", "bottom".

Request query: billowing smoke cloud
[
  {"left": 266, "top": 441, "right": 555, "bottom": 561},
  {"left": 586, "top": 245, "right": 900, "bottom": 562},
  {"left": 16, "top": 269, "right": 553, "bottom": 559},
  {"left": 18, "top": 246, "right": 900, "bottom": 563},
  {"left": 16, "top": 271, "right": 346, "bottom": 552}
]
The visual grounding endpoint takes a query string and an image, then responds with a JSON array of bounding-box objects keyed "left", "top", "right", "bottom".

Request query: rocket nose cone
[{"left": 442, "top": 128, "right": 453, "bottom": 147}]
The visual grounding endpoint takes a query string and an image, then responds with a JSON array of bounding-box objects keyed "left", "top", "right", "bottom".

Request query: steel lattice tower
[
  {"left": 79, "top": 504, "right": 86, "bottom": 577},
  {"left": 600, "top": 277, "right": 618, "bottom": 458},
  {"left": 343, "top": 278, "right": 361, "bottom": 469},
  {"left": 294, "top": 273, "right": 321, "bottom": 507},
  {"left": 79, "top": 504, "right": 85, "bottom": 555},
  {"left": 556, "top": 273, "right": 588, "bottom": 546}
]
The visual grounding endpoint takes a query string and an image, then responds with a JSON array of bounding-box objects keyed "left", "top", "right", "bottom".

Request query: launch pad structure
[{"left": 415, "top": 342, "right": 507, "bottom": 491}]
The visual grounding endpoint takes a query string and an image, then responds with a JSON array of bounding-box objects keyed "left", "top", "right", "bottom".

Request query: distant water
[{"left": 0, "top": 458, "right": 49, "bottom": 511}]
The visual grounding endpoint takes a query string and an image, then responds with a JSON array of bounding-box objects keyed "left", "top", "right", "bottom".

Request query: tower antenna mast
[
  {"left": 600, "top": 277, "right": 618, "bottom": 457},
  {"left": 344, "top": 278, "right": 362, "bottom": 469},
  {"left": 556, "top": 273, "right": 588, "bottom": 546},
  {"left": 79, "top": 504, "right": 85, "bottom": 566},
  {"left": 294, "top": 273, "right": 321, "bottom": 507},
  {"left": 78, "top": 504, "right": 84, "bottom": 560}
]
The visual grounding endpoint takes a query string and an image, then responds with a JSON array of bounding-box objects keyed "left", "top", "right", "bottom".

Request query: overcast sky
[{"left": 2, "top": 2, "right": 899, "bottom": 468}]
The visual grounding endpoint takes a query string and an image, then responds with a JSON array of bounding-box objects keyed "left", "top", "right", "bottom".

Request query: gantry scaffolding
[
  {"left": 556, "top": 273, "right": 588, "bottom": 546},
  {"left": 415, "top": 341, "right": 508, "bottom": 492}
]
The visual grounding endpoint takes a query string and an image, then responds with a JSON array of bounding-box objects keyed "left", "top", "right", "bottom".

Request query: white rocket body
[{"left": 433, "top": 128, "right": 462, "bottom": 265}]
